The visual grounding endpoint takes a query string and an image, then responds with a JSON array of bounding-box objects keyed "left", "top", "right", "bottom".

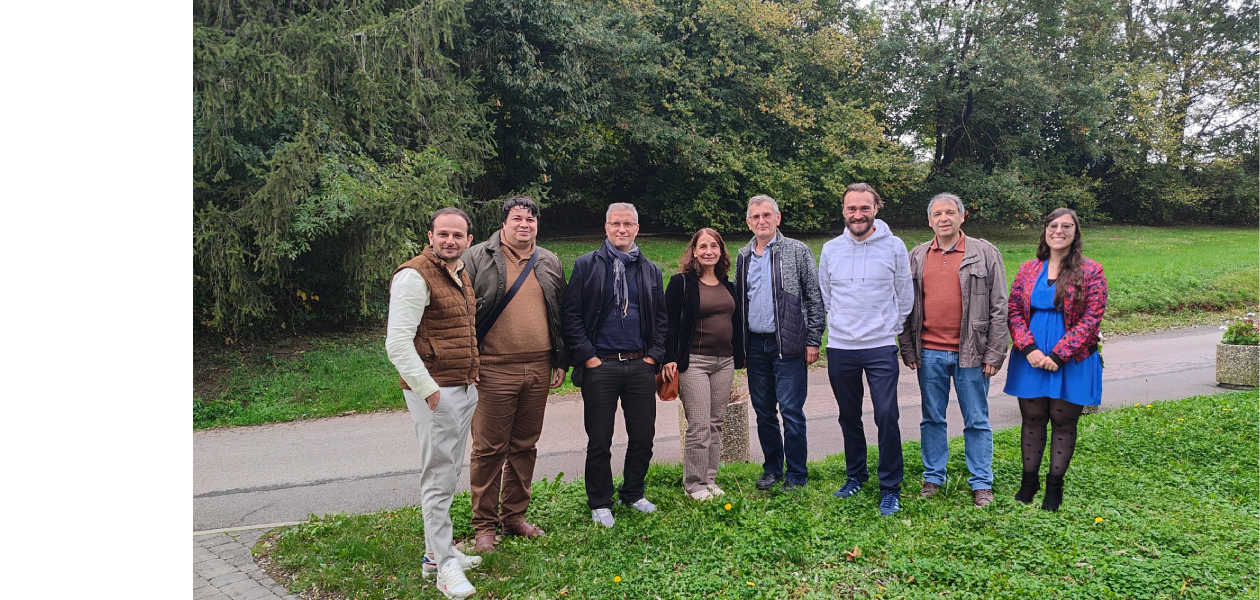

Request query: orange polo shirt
[{"left": 921, "top": 232, "right": 965, "bottom": 352}]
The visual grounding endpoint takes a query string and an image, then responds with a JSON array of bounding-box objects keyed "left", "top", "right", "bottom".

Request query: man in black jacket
[{"left": 561, "top": 202, "right": 668, "bottom": 528}]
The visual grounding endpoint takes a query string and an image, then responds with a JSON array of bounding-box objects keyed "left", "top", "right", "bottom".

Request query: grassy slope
[
  {"left": 261, "top": 391, "right": 1259, "bottom": 599},
  {"left": 194, "top": 226, "right": 1257, "bottom": 429}
]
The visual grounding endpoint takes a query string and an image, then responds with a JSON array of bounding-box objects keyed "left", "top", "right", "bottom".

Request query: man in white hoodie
[{"left": 817, "top": 183, "right": 914, "bottom": 517}]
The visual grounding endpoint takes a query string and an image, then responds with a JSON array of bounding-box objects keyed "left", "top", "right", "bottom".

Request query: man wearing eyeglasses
[
  {"left": 735, "top": 195, "right": 825, "bottom": 492},
  {"left": 561, "top": 202, "right": 668, "bottom": 528},
  {"left": 818, "top": 183, "right": 913, "bottom": 517}
]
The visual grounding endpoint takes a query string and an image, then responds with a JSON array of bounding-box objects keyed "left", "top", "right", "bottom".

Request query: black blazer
[
  {"left": 561, "top": 244, "right": 668, "bottom": 387},
  {"left": 663, "top": 272, "right": 746, "bottom": 372}
]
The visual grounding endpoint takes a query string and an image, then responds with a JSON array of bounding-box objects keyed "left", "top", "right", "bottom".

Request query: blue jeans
[
  {"left": 746, "top": 334, "right": 809, "bottom": 484},
  {"left": 917, "top": 349, "right": 993, "bottom": 490}
]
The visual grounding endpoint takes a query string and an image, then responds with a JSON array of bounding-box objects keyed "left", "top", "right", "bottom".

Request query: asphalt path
[{"left": 194, "top": 326, "right": 1227, "bottom": 531}]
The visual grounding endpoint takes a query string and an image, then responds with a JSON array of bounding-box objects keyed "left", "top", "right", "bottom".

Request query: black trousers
[
  {"left": 827, "top": 346, "right": 904, "bottom": 492},
  {"left": 581, "top": 358, "right": 657, "bottom": 509}
]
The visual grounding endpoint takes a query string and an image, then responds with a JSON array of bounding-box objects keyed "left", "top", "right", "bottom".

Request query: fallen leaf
[{"left": 844, "top": 546, "right": 862, "bottom": 561}]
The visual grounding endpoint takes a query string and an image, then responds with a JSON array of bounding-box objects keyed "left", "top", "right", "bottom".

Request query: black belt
[{"left": 597, "top": 350, "right": 646, "bottom": 361}]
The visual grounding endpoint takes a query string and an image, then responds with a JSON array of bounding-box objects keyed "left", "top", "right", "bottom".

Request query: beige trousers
[{"left": 678, "top": 354, "right": 735, "bottom": 494}]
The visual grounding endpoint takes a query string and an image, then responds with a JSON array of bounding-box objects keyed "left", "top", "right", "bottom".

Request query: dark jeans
[
  {"left": 827, "top": 346, "right": 903, "bottom": 492},
  {"left": 746, "top": 334, "right": 809, "bottom": 485},
  {"left": 581, "top": 358, "right": 657, "bottom": 509}
]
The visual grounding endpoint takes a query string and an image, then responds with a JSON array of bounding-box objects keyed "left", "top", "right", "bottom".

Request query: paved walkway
[
  {"left": 194, "top": 528, "right": 298, "bottom": 600},
  {"left": 194, "top": 325, "right": 1232, "bottom": 597}
]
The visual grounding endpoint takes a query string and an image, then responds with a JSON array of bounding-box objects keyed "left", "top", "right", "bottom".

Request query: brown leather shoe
[
  {"left": 973, "top": 489, "right": 994, "bottom": 507},
  {"left": 919, "top": 481, "right": 942, "bottom": 499},
  {"left": 504, "top": 520, "right": 546, "bottom": 538},
  {"left": 472, "top": 534, "right": 497, "bottom": 553}
]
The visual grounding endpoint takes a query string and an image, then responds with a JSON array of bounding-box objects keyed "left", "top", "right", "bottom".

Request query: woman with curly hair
[
  {"left": 1004, "top": 208, "right": 1107, "bottom": 511},
  {"left": 661, "top": 228, "right": 745, "bottom": 501}
]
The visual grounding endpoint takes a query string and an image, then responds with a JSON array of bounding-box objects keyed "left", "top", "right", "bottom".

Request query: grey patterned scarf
[{"left": 603, "top": 238, "right": 640, "bottom": 317}]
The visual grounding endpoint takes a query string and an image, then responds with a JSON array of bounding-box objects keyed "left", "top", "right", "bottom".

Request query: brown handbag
[{"left": 655, "top": 372, "right": 678, "bottom": 401}]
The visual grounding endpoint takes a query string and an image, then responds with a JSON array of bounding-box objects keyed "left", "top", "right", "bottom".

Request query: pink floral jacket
[{"left": 1008, "top": 258, "right": 1107, "bottom": 365}]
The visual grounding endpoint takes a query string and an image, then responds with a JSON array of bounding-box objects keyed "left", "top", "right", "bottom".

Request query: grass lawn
[
  {"left": 194, "top": 225, "right": 1257, "bottom": 429},
  {"left": 257, "top": 391, "right": 1259, "bottom": 599}
]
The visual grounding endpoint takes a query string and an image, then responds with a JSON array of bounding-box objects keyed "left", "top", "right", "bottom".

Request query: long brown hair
[
  {"left": 678, "top": 228, "right": 731, "bottom": 281},
  {"left": 1035, "top": 207, "right": 1084, "bottom": 310}
]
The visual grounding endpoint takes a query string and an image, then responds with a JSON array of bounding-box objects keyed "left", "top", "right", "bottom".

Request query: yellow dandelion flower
[
  {"left": 1146, "top": 404, "right": 1153, "bottom": 408},
  {"left": 613, "top": 576, "right": 622, "bottom": 583},
  {"left": 724, "top": 503, "right": 732, "bottom": 510},
  {"left": 1095, "top": 517, "right": 1103, "bottom": 523},
  {"left": 747, "top": 582, "right": 756, "bottom": 586},
  {"left": 1134, "top": 403, "right": 1140, "bottom": 406}
]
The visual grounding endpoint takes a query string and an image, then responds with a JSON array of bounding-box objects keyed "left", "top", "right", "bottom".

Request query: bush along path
[{"left": 259, "top": 391, "right": 1257, "bottom": 599}]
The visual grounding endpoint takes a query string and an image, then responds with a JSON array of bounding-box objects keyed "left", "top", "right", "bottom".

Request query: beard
[{"left": 846, "top": 217, "right": 873, "bottom": 237}]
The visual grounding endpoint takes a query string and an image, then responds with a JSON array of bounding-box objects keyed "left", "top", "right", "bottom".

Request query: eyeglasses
[
  {"left": 747, "top": 213, "right": 776, "bottom": 222},
  {"left": 607, "top": 221, "right": 638, "bottom": 230},
  {"left": 1046, "top": 223, "right": 1076, "bottom": 232}
]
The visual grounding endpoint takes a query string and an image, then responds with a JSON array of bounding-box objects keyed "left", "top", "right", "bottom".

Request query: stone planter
[
  {"left": 1216, "top": 343, "right": 1258, "bottom": 389},
  {"left": 677, "top": 384, "right": 751, "bottom": 464}
]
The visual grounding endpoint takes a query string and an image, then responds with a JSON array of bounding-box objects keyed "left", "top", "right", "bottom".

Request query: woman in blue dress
[{"left": 1004, "top": 208, "right": 1107, "bottom": 511}]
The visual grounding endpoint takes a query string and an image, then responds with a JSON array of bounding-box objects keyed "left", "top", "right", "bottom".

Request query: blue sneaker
[
  {"left": 879, "top": 491, "right": 901, "bottom": 516},
  {"left": 833, "top": 477, "right": 863, "bottom": 499}
]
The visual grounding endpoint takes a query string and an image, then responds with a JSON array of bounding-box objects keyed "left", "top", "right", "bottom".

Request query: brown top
[
  {"left": 921, "top": 232, "right": 965, "bottom": 352},
  {"left": 392, "top": 246, "right": 479, "bottom": 388},
  {"left": 690, "top": 279, "right": 735, "bottom": 357},
  {"left": 480, "top": 231, "right": 553, "bottom": 364}
]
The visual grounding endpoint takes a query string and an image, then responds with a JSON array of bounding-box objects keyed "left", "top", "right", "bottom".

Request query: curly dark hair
[
  {"left": 678, "top": 228, "right": 731, "bottom": 280},
  {"left": 1035, "top": 207, "right": 1085, "bottom": 310}
]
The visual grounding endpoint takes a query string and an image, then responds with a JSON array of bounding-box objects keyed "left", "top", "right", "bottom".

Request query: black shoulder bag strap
[{"left": 477, "top": 249, "right": 540, "bottom": 348}]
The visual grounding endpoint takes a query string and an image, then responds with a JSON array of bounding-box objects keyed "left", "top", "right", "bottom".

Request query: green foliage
[
  {"left": 193, "top": 0, "right": 494, "bottom": 334},
  {"left": 1221, "top": 314, "right": 1259, "bottom": 346},
  {"left": 264, "top": 391, "right": 1259, "bottom": 598}
]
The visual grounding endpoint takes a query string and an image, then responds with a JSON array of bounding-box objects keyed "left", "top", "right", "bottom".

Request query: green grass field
[
  {"left": 193, "top": 225, "right": 1257, "bottom": 429},
  {"left": 258, "top": 391, "right": 1259, "bottom": 599}
]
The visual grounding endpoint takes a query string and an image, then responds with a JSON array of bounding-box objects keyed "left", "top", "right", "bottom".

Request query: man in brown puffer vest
[{"left": 384, "top": 207, "right": 481, "bottom": 599}]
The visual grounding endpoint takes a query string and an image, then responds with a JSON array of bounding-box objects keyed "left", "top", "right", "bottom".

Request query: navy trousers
[{"left": 827, "top": 346, "right": 904, "bottom": 492}]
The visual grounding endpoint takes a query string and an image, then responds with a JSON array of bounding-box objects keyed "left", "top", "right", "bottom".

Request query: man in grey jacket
[
  {"left": 818, "top": 183, "right": 913, "bottom": 516},
  {"left": 735, "top": 195, "right": 825, "bottom": 491},
  {"left": 897, "top": 193, "right": 1009, "bottom": 507}
]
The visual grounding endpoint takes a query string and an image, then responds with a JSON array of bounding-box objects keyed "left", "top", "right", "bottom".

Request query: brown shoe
[
  {"left": 472, "top": 534, "right": 497, "bottom": 553},
  {"left": 973, "top": 489, "right": 994, "bottom": 507},
  {"left": 919, "top": 482, "right": 942, "bottom": 499},
  {"left": 504, "top": 520, "right": 546, "bottom": 538}
]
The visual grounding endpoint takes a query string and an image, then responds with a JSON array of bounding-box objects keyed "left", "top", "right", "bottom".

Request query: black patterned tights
[{"left": 1018, "top": 397, "right": 1084, "bottom": 476}]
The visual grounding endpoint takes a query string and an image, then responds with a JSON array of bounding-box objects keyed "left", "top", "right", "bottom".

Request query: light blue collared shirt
[{"left": 746, "top": 233, "right": 779, "bottom": 333}]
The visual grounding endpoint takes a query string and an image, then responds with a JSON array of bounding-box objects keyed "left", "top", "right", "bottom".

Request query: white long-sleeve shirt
[{"left": 384, "top": 268, "right": 440, "bottom": 399}]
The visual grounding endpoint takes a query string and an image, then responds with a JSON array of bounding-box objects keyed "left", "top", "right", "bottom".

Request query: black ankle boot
[
  {"left": 1013, "top": 470, "right": 1040, "bottom": 504},
  {"left": 1041, "top": 474, "right": 1064, "bottom": 511}
]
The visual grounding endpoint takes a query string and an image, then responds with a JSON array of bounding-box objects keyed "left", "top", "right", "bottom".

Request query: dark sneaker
[
  {"left": 756, "top": 473, "right": 784, "bottom": 491},
  {"left": 878, "top": 491, "right": 901, "bottom": 516},
  {"left": 919, "top": 481, "right": 942, "bottom": 499},
  {"left": 782, "top": 479, "right": 806, "bottom": 491},
  {"left": 973, "top": 489, "right": 994, "bottom": 507},
  {"left": 833, "top": 477, "right": 863, "bottom": 499}
]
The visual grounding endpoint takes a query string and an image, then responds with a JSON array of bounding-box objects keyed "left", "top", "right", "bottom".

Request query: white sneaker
[
  {"left": 435, "top": 558, "right": 476, "bottom": 599},
  {"left": 591, "top": 508, "right": 615, "bottom": 528},
  {"left": 689, "top": 488, "right": 714, "bottom": 501},
  {"left": 423, "top": 552, "right": 482, "bottom": 580},
  {"left": 624, "top": 497, "right": 657, "bottom": 513},
  {"left": 707, "top": 484, "right": 725, "bottom": 497}
]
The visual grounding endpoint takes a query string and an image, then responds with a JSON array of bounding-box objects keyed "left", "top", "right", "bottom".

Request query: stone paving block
[
  {"left": 228, "top": 553, "right": 260, "bottom": 570},
  {"left": 193, "top": 585, "right": 230, "bottom": 600},
  {"left": 221, "top": 578, "right": 269, "bottom": 597},
  {"left": 206, "top": 540, "right": 243, "bottom": 555},
  {"left": 196, "top": 561, "right": 239, "bottom": 580},
  {"left": 231, "top": 584, "right": 277, "bottom": 600},
  {"left": 235, "top": 530, "right": 266, "bottom": 546},
  {"left": 209, "top": 570, "right": 249, "bottom": 588},
  {"left": 194, "top": 574, "right": 211, "bottom": 589}
]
